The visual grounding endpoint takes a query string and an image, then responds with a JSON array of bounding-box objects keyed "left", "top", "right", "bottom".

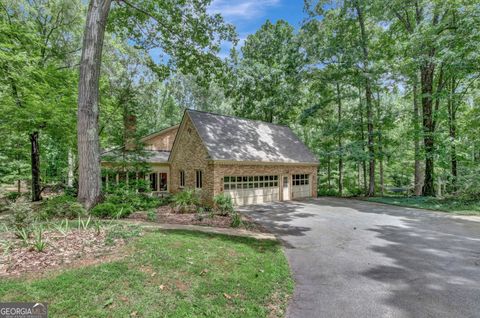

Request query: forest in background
[{"left": 1, "top": 0, "right": 479, "bottom": 203}]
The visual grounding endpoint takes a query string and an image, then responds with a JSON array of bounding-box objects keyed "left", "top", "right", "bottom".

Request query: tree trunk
[
  {"left": 376, "top": 92, "right": 384, "bottom": 196},
  {"left": 419, "top": 8, "right": 441, "bottom": 197},
  {"left": 355, "top": 0, "right": 375, "bottom": 196},
  {"left": 67, "top": 149, "right": 75, "bottom": 187},
  {"left": 448, "top": 77, "right": 457, "bottom": 192},
  {"left": 77, "top": 0, "right": 112, "bottom": 209},
  {"left": 420, "top": 60, "right": 435, "bottom": 196},
  {"left": 336, "top": 82, "right": 343, "bottom": 196},
  {"left": 413, "top": 80, "right": 423, "bottom": 195},
  {"left": 358, "top": 88, "right": 367, "bottom": 194},
  {"left": 29, "top": 131, "right": 42, "bottom": 201},
  {"left": 327, "top": 156, "right": 331, "bottom": 190}
]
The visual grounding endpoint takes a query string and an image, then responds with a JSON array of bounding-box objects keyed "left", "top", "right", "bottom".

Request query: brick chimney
[{"left": 124, "top": 114, "right": 137, "bottom": 151}]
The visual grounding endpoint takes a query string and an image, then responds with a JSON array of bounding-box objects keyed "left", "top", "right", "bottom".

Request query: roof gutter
[{"left": 209, "top": 160, "right": 319, "bottom": 166}]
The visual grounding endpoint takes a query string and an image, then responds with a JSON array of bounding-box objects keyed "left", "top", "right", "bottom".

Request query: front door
[{"left": 282, "top": 175, "right": 290, "bottom": 201}]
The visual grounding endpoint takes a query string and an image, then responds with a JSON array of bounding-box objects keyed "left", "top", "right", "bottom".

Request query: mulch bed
[
  {"left": 128, "top": 206, "right": 267, "bottom": 233},
  {"left": 0, "top": 229, "right": 130, "bottom": 278}
]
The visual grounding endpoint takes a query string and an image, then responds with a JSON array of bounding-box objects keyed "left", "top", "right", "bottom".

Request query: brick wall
[
  {"left": 169, "top": 114, "right": 318, "bottom": 204},
  {"left": 169, "top": 116, "right": 214, "bottom": 202}
]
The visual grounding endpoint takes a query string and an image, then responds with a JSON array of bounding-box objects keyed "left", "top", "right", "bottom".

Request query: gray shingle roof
[
  {"left": 187, "top": 110, "right": 318, "bottom": 164},
  {"left": 102, "top": 149, "right": 170, "bottom": 163}
]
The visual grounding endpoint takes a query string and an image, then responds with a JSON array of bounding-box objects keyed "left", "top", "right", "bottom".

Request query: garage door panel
[
  {"left": 224, "top": 175, "right": 280, "bottom": 206},
  {"left": 292, "top": 184, "right": 310, "bottom": 198}
]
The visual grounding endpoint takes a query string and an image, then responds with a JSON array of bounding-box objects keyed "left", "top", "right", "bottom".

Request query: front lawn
[
  {"left": 0, "top": 230, "right": 293, "bottom": 317},
  {"left": 367, "top": 196, "right": 480, "bottom": 216}
]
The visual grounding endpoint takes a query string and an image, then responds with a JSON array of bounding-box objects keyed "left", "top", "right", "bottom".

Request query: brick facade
[
  {"left": 169, "top": 116, "right": 215, "bottom": 202},
  {"left": 103, "top": 111, "right": 319, "bottom": 205},
  {"left": 212, "top": 163, "right": 318, "bottom": 198}
]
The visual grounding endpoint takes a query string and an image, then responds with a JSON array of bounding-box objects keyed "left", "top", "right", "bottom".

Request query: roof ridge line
[{"left": 186, "top": 109, "right": 290, "bottom": 128}]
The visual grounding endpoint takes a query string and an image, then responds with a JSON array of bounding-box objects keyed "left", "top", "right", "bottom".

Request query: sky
[
  {"left": 209, "top": 0, "right": 306, "bottom": 57},
  {"left": 148, "top": 1, "right": 306, "bottom": 64}
]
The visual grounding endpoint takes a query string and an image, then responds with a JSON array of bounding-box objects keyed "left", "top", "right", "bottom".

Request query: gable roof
[
  {"left": 186, "top": 110, "right": 318, "bottom": 164},
  {"left": 140, "top": 125, "right": 179, "bottom": 143}
]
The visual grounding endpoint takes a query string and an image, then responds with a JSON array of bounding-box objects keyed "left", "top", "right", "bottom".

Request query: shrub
[
  {"left": 171, "top": 189, "right": 200, "bottom": 213},
  {"left": 146, "top": 209, "right": 157, "bottom": 222},
  {"left": 64, "top": 186, "right": 77, "bottom": 197},
  {"left": 90, "top": 202, "right": 134, "bottom": 219},
  {"left": 230, "top": 212, "right": 242, "bottom": 228},
  {"left": 5, "top": 191, "right": 21, "bottom": 202},
  {"left": 38, "top": 195, "right": 86, "bottom": 220},
  {"left": 317, "top": 188, "right": 338, "bottom": 197},
  {"left": 32, "top": 226, "right": 47, "bottom": 252},
  {"left": 7, "top": 202, "right": 33, "bottom": 233},
  {"left": 104, "top": 186, "right": 164, "bottom": 211},
  {"left": 213, "top": 193, "right": 234, "bottom": 216}
]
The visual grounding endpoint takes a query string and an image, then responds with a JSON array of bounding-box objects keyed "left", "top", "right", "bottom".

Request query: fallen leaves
[
  {"left": 127, "top": 207, "right": 266, "bottom": 232},
  {"left": 0, "top": 228, "right": 127, "bottom": 277}
]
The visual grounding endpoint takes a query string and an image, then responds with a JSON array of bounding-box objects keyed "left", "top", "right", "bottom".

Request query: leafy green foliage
[
  {"left": 0, "top": 0, "right": 82, "bottom": 197},
  {"left": 230, "top": 212, "right": 242, "bottom": 228},
  {"left": 146, "top": 209, "right": 157, "bottom": 222},
  {"left": 90, "top": 202, "right": 131, "bottom": 219},
  {"left": 7, "top": 203, "right": 33, "bottom": 233},
  {"left": 229, "top": 20, "right": 303, "bottom": 124},
  {"left": 171, "top": 189, "right": 200, "bottom": 213},
  {"left": 213, "top": 193, "right": 234, "bottom": 216},
  {"left": 38, "top": 195, "right": 86, "bottom": 220},
  {"left": 368, "top": 196, "right": 480, "bottom": 216},
  {"left": 5, "top": 192, "right": 21, "bottom": 202},
  {"left": 32, "top": 226, "right": 47, "bottom": 252},
  {"left": 91, "top": 184, "right": 166, "bottom": 218}
]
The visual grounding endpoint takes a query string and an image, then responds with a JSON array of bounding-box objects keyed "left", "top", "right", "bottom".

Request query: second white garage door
[
  {"left": 292, "top": 174, "right": 311, "bottom": 199},
  {"left": 223, "top": 175, "right": 279, "bottom": 206}
]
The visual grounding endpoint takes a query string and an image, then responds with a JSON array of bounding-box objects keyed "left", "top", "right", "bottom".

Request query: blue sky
[
  {"left": 209, "top": 0, "right": 306, "bottom": 57},
  {"left": 148, "top": 1, "right": 306, "bottom": 63}
]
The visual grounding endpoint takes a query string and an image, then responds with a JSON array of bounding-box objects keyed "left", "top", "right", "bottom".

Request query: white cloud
[{"left": 209, "top": 0, "right": 280, "bottom": 20}]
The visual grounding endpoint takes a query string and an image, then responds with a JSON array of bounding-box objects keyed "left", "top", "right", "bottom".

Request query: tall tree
[
  {"left": 77, "top": 0, "right": 236, "bottom": 208},
  {"left": 353, "top": 0, "right": 375, "bottom": 196},
  {"left": 229, "top": 20, "right": 304, "bottom": 124},
  {"left": 1, "top": 0, "right": 81, "bottom": 201}
]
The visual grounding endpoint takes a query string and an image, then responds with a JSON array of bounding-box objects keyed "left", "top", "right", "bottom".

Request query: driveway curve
[{"left": 240, "top": 197, "right": 480, "bottom": 318}]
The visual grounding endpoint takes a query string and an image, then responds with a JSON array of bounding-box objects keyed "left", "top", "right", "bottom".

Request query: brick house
[{"left": 101, "top": 110, "right": 319, "bottom": 205}]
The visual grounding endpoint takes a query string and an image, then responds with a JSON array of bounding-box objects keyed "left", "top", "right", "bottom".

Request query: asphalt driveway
[{"left": 240, "top": 197, "right": 480, "bottom": 318}]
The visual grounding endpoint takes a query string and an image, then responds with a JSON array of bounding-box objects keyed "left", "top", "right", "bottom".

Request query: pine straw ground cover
[
  {"left": 0, "top": 230, "right": 293, "bottom": 318},
  {"left": 128, "top": 206, "right": 267, "bottom": 232},
  {"left": 0, "top": 223, "right": 141, "bottom": 277}
]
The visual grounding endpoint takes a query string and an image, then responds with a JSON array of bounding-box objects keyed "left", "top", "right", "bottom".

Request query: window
[
  {"left": 179, "top": 170, "right": 185, "bottom": 188},
  {"left": 149, "top": 173, "right": 158, "bottom": 191},
  {"left": 222, "top": 175, "right": 279, "bottom": 189},
  {"left": 196, "top": 170, "right": 203, "bottom": 188},
  {"left": 159, "top": 173, "right": 168, "bottom": 191},
  {"left": 292, "top": 174, "right": 309, "bottom": 186}
]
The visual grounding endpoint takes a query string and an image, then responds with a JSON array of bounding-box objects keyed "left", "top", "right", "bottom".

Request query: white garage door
[
  {"left": 292, "top": 174, "right": 311, "bottom": 199},
  {"left": 223, "top": 175, "right": 279, "bottom": 206}
]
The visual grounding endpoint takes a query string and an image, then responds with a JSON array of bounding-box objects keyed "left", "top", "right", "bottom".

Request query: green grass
[
  {"left": 0, "top": 230, "right": 293, "bottom": 317},
  {"left": 367, "top": 196, "right": 480, "bottom": 216}
]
